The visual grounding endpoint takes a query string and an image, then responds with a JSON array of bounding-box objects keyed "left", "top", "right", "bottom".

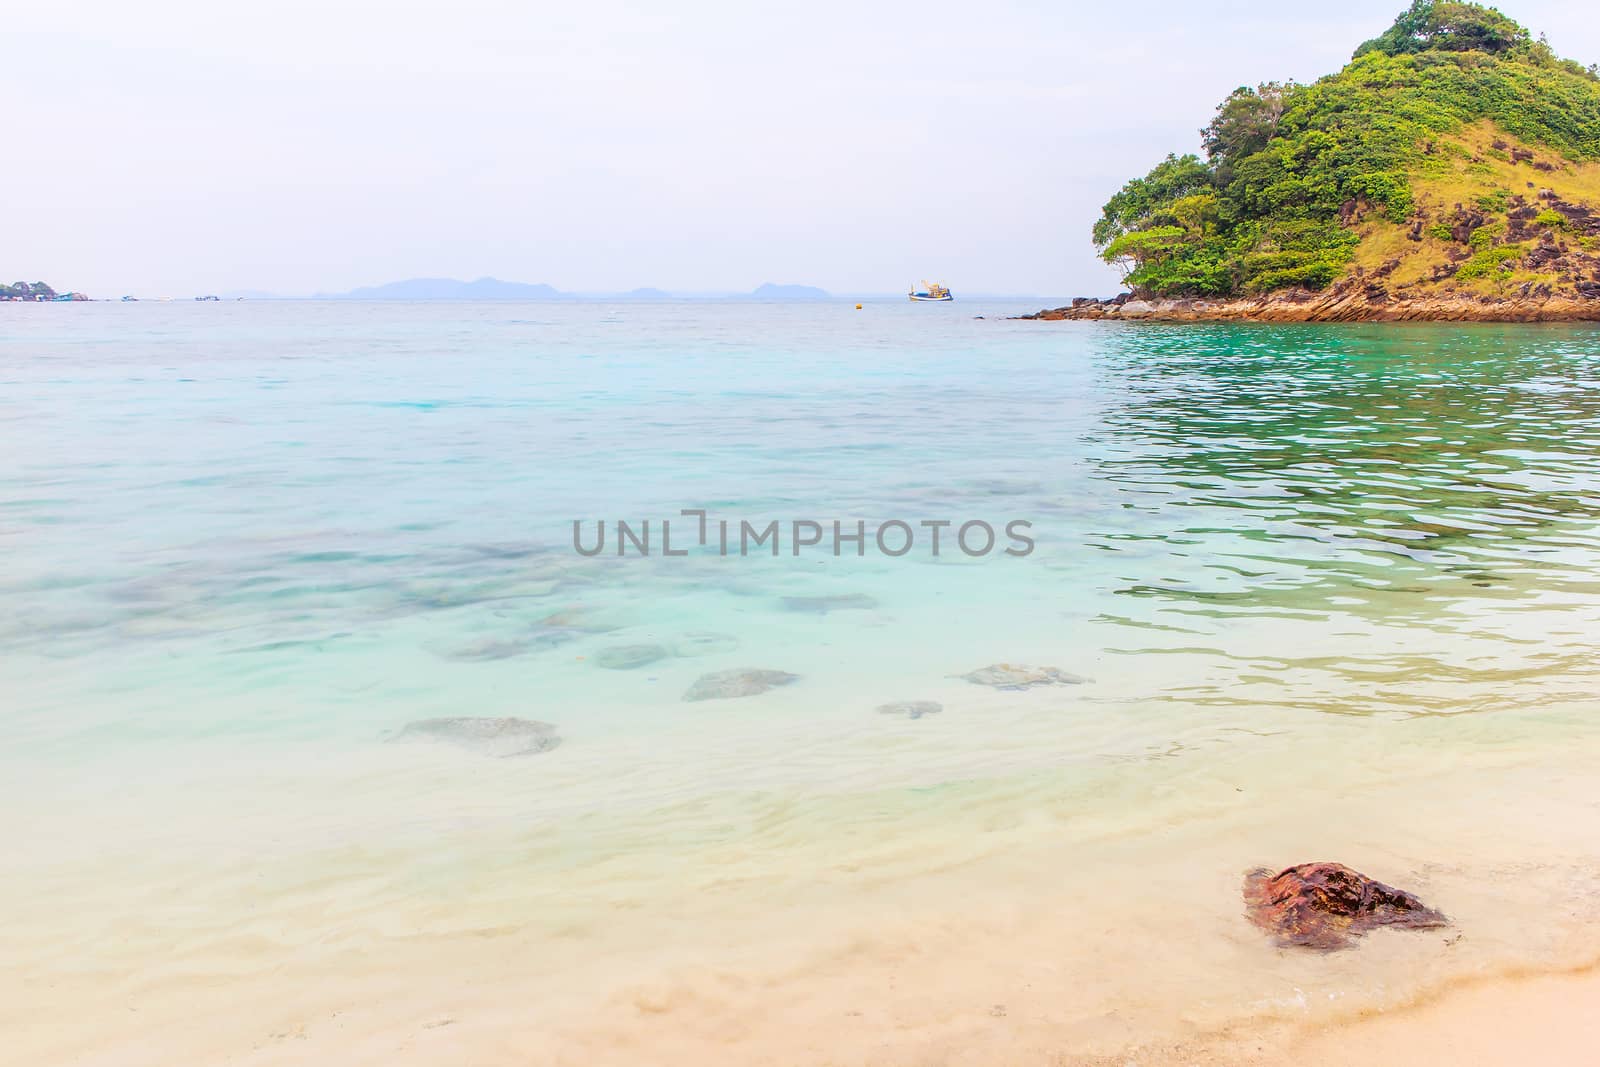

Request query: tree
[
  {"left": 1354, "top": 0, "right": 1530, "bottom": 58},
  {"left": 1092, "top": 154, "right": 1215, "bottom": 250},
  {"left": 1201, "top": 82, "right": 1300, "bottom": 181}
]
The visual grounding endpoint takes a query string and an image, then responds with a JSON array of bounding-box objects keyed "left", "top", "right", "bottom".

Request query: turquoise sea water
[{"left": 5, "top": 301, "right": 1600, "bottom": 1063}]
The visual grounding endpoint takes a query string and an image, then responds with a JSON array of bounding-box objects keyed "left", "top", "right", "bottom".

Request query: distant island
[
  {"left": 3, "top": 281, "right": 88, "bottom": 302},
  {"left": 9, "top": 276, "right": 850, "bottom": 304},
  {"left": 1028, "top": 1, "right": 1600, "bottom": 322}
]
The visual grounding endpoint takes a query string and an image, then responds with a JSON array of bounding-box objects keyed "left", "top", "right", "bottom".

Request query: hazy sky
[{"left": 8, "top": 1, "right": 1598, "bottom": 297}]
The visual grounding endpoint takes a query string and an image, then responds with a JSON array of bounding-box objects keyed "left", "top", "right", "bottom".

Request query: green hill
[{"left": 1094, "top": 1, "right": 1600, "bottom": 303}]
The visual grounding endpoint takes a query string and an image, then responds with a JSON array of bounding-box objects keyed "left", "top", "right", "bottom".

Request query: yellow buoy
[{"left": 855, "top": 303, "right": 863, "bottom": 310}]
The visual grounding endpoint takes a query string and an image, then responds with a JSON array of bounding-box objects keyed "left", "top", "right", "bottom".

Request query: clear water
[{"left": 5, "top": 301, "right": 1600, "bottom": 1064}]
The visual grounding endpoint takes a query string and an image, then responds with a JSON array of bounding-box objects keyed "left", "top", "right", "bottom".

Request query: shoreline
[{"left": 1020, "top": 289, "right": 1600, "bottom": 322}]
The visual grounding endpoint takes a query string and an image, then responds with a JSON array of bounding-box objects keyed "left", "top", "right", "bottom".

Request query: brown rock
[
  {"left": 1243, "top": 862, "right": 1448, "bottom": 951},
  {"left": 1450, "top": 211, "right": 1487, "bottom": 244},
  {"left": 1526, "top": 244, "right": 1562, "bottom": 270}
]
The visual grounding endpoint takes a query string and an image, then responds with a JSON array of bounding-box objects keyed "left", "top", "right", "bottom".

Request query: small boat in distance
[{"left": 908, "top": 281, "right": 952, "bottom": 302}]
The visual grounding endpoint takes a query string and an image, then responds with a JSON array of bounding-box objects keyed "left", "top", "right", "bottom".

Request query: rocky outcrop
[
  {"left": 683, "top": 668, "right": 799, "bottom": 701},
  {"left": 1021, "top": 284, "right": 1600, "bottom": 322},
  {"left": 1243, "top": 862, "right": 1448, "bottom": 950}
]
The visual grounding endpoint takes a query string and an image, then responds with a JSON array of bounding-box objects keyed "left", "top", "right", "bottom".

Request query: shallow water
[{"left": 3, "top": 301, "right": 1600, "bottom": 1064}]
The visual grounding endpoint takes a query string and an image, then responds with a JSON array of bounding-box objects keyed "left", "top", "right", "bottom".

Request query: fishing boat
[{"left": 908, "top": 281, "right": 952, "bottom": 302}]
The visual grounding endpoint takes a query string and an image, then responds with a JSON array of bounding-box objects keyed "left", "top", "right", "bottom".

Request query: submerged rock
[
  {"left": 528, "top": 627, "right": 580, "bottom": 650},
  {"left": 439, "top": 637, "right": 532, "bottom": 662},
  {"left": 538, "top": 606, "right": 622, "bottom": 633},
  {"left": 780, "top": 594, "right": 878, "bottom": 614},
  {"left": 959, "top": 664, "right": 1088, "bottom": 690},
  {"left": 391, "top": 716, "right": 561, "bottom": 757},
  {"left": 877, "top": 700, "right": 943, "bottom": 719},
  {"left": 959, "top": 478, "right": 1044, "bottom": 497},
  {"left": 1243, "top": 862, "right": 1448, "bottom": 950},
  {"left": 671, "top": 631, "right": 740, "bottom": 657},
  {"left": 683, "top": 668, "right": 799, "bottom": 702},
  {"left": 593, "top": 643, "right": 668, "bottom": 670}
]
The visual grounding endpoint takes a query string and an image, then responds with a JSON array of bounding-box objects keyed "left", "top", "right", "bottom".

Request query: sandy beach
[{"left": 8, "top": 690, "right": 1598, "bottom": 1066}]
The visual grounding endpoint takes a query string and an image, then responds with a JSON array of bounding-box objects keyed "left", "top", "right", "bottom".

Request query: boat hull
[{"left": 908, "top": 293, "right": 953, "bottom": 302}]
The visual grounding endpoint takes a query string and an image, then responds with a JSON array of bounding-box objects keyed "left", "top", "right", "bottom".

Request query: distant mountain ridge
[
  {"left": 744, "top": 283, "right": 831, "bottom": 300},
  {"left": 310, "top": 278, "right": 836, "bottom": 301},
  {"left": 319, "top": 277, "right": 563, "bottom": 300}
]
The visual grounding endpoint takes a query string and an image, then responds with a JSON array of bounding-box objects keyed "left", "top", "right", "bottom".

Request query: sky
[{"left": 7, "top": 0, "right": 1599, "bottom": 298}]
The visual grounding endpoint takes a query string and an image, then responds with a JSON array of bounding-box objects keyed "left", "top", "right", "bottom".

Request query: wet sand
[
  {"left": 1282, "top": 965, "right": 1600, "bottom": 1065},
  {"left": 7, "top": 696, "right": 1598, "bottom": 1066}
]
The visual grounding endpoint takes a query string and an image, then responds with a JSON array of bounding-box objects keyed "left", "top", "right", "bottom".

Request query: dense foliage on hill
[
  {"left": 2, "top": 281, "right": 60, "bottom": 300},
  {"left": 1095, "top": 1, "right": 1600, "bottom": 297}
]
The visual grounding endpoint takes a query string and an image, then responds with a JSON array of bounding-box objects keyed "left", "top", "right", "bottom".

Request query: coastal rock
[
  {"left": 877, "top": 700, "right": 943, "bottom": 719},
  {"left": 683, "top": 668, "right": 799, "bottom": 701},
  {"left": 671, "top": 631, "right": 741, "bottom": 657},
  {"left": 780, "top": 594, "right": 878, "bottom": 614},
  {"left": 593, "top": 643, "right": 668, "bottom": 670},
  {"left": 1018, "top": 287, "right": 1600, "bottom": 323},
  {"left": 960, "top": 664, "right": 1088, "bottom": 690},
  {"left": 1243, "top": 862, "right": 1448, "bottom": 950},
  {"left": 391, "top": 716, "right": 561, "bottom": 757}
]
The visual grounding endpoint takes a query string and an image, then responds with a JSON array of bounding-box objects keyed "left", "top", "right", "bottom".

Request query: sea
[{"left": 4, "top": 299, "right": 1600, "bottom": 1065}]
